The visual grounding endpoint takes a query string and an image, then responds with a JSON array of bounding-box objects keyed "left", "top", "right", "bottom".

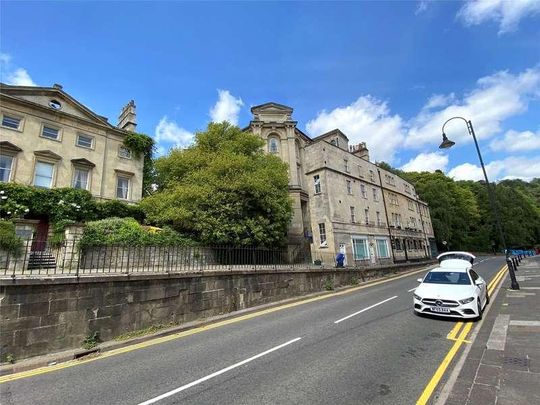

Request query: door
[{"left": 31, "top": 220, "right": 49, "bottom": 251}]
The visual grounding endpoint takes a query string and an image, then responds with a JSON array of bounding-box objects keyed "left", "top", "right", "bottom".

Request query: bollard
[{"left": 506, "top": 257, "right": 520, "bottom": 290}]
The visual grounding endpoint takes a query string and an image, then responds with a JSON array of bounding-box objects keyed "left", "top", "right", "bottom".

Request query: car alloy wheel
[{"left": 477, "top": 300, "right": 483, "bottom": 321}]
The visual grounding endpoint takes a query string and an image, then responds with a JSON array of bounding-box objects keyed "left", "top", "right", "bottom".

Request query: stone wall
[{"left": 0, "top": 262, "right": 430, "bottom": 361}]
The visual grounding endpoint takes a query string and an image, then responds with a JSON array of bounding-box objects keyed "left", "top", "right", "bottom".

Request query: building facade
[
  {"left": 0, "top": 83, "right": 143, "bottom": 203},
  {"left": 247, "top": 102, "right": 435, "bottom": 265}
]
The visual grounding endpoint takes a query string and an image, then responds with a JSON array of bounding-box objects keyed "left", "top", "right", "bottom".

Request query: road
[{"left": 1, "top": 256, "right": 506, "bottom": 405}]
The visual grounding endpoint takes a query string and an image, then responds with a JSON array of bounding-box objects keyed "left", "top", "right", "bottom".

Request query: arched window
[{"left": 268, "top": 136, "right": 280, "bottom": 154}]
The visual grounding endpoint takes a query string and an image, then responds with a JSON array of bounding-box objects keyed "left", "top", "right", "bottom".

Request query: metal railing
[{"left": 0, "top": 238, "right": 433, "bottom": 278}]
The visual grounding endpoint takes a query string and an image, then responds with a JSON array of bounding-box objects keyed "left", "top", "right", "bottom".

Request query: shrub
[
  {"left": 95, "top": 200, "right": 145, "bottom": 222},
  {"left": 79, "top": 217, "right": 194, "bottom": 248},
  {"left": 0, "top": 221, "right": 24, "bottom": 256}
]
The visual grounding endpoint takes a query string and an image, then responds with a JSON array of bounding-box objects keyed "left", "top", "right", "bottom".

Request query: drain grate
[{"left": 503, "top": 356, "right": 529, "bottom": 367}]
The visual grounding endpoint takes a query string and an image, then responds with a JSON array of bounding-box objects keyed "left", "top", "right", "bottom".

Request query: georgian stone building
[
  {"left": 247, "top": 102, "right": 435, "bottom": 264},
  {"left": 0, "top": 83, "right": 143, "bottom": 202}
]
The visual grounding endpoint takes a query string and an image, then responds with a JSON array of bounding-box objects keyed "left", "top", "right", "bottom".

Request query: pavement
[{"left": 444, "top": 255, "right": 540, "bottom": 405}]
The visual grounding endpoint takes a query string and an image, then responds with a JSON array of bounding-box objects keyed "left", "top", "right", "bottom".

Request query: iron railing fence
[{"left": 1, "top": 237, "right": 431, "bottom": 277}]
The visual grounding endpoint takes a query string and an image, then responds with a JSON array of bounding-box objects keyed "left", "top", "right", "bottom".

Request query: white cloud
[
  {"left": 415, "top": 1, "right": 428, "bottom": 15},
  {"left": 405, "top": 67, "right": 540, "bottom": 149},
  {"left": 448, "top": 156, "right": 540, "bottom": 181},
  {"left": 490, "top": 129, "right": 540, "bottom": 152},
  {"left": 0, "top": 53, "right": 37, "bottom": 86},
  {"left": 209, "top": 89, "right": 244, "bottom": 125},
  {"left": 457, "top": 0, "right": 540, "bottom": 34},
  {"left": 305, "top": 96, "right": 405, "bottom": 162},
  {"left": 154, "top": 116, "right": 194, "bottom": 149},
  {"left": 401, "top": 152, "right": 449, "bottom": 173}
]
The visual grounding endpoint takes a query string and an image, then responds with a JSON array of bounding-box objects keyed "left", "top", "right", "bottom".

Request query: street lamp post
[{"left": 439, "top": 116, "right": 520, "bottom": 290}]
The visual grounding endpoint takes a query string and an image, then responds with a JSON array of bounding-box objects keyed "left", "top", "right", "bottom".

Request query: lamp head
[{"left": 439, "top": 133, "right": 455, "bottom": 149}]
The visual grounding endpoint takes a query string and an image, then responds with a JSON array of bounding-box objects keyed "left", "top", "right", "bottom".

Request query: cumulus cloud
[
  {"left": 0, "top": 53, "right": 36, "bottom": 86},
  {"left": 405, "top": 67, "right": 540, "bottom": 149},
  {"left": 415, "top": 1, "right": 429, "bottom": 15},
  {"left": 448, "top": 156, "right": 540, "bottom": 181},
  {"left": 490, "top": 129, "right": 540, "bottom": 152},
  {"left": 401, "top": 152, "right": 449, "bottom": 173},
  {"left": 154, "top": 116, "right": 194, "bottom": 150},
  {"left": 306, "top": 96, "right": 405, "bottom": 162},
  {"left": 209, "top": 89, "right": 244, "bottom": 125},
  {"left": 457, "top": 0, "right": 540, "bottom": 34}
]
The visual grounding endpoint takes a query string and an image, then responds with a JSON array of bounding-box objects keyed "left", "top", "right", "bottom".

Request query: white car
[{"left": 413, "top": 252, "right": 489, "bottom": 319}]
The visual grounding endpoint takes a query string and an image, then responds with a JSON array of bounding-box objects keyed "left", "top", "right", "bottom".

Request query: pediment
[
  {"left": 71, "top": 158, "right": 96, "bottom": 168},
  {"left": 250, "top": 102, "right": 294, "bottom": 123},
  {"left": 0, "top": 141, "right": 23, "bottom": 153},
  {"left": 0, "top": 84, "right": 112, "bottom": 128},
  {"left": 34, "top": 150, "right": 62, "bottom": 161}
]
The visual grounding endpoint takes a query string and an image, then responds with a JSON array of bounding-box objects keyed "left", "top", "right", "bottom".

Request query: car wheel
[
  {"left": 485, "top": 290, "right": 490, "bottom": 306},
  {"left": 477, "top": 300, "right": 483, "bottom": 321}
]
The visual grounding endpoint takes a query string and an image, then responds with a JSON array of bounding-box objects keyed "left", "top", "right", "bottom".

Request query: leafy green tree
[{"left": 141, "top": 122, "right": 293, "bottom": 246}]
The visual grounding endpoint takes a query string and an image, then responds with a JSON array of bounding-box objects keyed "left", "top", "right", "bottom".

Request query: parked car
[{"left": 413, "top": 252, "right": 489, "bottom": 319}]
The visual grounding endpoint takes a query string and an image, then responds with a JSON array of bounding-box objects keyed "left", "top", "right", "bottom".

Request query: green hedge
[{"left": 79, "top": 217, "right": 194, "bottom": 248}]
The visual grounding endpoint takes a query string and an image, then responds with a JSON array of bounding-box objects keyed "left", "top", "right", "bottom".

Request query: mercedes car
[{"left": 413, "top": 252, "right": 489, "bottom": 319}]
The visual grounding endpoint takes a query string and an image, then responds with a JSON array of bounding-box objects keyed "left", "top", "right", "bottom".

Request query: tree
[{"left": 141, "top": 122, "right": 293, "bottom": 246}]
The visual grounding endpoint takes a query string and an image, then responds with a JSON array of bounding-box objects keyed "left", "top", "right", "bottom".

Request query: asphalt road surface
[{"left": 1, "top": 256, "right": 505, "bottom": 405}]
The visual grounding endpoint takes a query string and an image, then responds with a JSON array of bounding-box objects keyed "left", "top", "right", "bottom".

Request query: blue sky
[{"left": 1, "top": 1, "right": 539, "bottom": 181}]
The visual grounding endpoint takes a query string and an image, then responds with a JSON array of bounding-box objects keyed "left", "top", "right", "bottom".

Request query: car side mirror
[
  {"left": 475, "top": 280, "right": 483, "bottom": 286},
  {"left": 417, "top": 278, "right": 423, "bottom": 283}
]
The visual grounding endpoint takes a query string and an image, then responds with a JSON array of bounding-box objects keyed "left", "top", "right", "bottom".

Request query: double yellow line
[{"left": 416, "top": 264, "right": 508, "bottom": 405}]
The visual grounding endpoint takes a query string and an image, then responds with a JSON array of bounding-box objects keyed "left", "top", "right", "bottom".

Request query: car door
[{"left": 469, "top": 269, "right": 486, "bottom": 306}]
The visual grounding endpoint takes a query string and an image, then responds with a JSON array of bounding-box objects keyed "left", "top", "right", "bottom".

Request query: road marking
[
  {"left": 137, "top": 337, "right": 302, "bottom": 405},
  {"left": 417, "top": 263, "right": 507, "bottom": 405},
  {"left": 417, "top": 322, "right": 473, "bottom": 405},
  {"left": 0, "top": 266, "right": 432, "bottom": 383},
  {"left": 408, "top": 287, "right": 417, "bottom": 292},
  {"left": 334, "top": 296, "right": 398, "bottom": 324}
]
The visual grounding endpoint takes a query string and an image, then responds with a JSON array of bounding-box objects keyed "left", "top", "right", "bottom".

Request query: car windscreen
[
  {"left": 438, "top": 253, "right": 474, "bottom": 264},
  {"left": 423, "top": 271, "right": 471, "bottom": 285}
]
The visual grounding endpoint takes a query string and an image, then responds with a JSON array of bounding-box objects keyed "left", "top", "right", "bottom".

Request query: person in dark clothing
[{"left": 336, "top": 252, "right": 345, "bottom": 268}]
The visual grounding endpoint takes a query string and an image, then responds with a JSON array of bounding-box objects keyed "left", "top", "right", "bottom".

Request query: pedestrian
[{"left": 336, "top": 251, "right": 345, "bottom": 268}]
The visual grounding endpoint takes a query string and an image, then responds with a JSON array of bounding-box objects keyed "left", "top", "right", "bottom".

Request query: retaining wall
[{"left": 0, "top": 262, "right": 431, "bottom": 361}]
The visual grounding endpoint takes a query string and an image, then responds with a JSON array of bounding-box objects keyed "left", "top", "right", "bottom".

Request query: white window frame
[
  {"left": 118, "top": 145, "right": 132, "bottom": 159},
  {"left": 72, "top": 167, "right": 91, "bottom": 190},
  {"left": 314, "top": 174, "right": 321, "bottom": 194},
  {"left": 375, "top": 238, "right": 390, "bottom": 258},
  {"left": 360, "top": 184, "right": 367, "bottom": 198},
  {"left": 116, "top": 175, "right": 131, "bottom": 200},
  {"left": 76, "top": 133, "right": 95, "bottom": 149},
  {"left": 33, "top": 160, "right": 55, "bottom": 188},
  {"left": 352, "top": 237, "right": 369, "bottom": 260},
  {"left": 40, "top": 123, "right": 61, "bottom": 141},
  {"left": 1, "top": 113, "right": 23, "bottom": 131},
  {"left": 0, "top": 154, "right": 15, "bottom": 182},
  {"left": 372, "top": 188, "right": 379, "bottom": 201},
  {"left": 318, "top": 222, "right": 327, "bottom": 246}
]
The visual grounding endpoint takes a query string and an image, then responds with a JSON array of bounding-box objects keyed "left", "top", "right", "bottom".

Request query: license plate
[{"left": 431, "top": 307, "right": 451, "bottom": 313}]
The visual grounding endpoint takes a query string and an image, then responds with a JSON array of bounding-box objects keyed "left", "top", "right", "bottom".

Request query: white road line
[
  {"left": 334, "top": 296, "right": 398, "bottom": 324},
  {"left": 408, "top": 287, "right": 417, "bottom": 292},
  {"left": 137, "top": 337, "right": 302, "bottom": 405}
]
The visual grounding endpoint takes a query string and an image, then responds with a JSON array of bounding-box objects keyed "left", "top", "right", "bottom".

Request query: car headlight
[
  {"left": 413, "top": 294, "right": 422, "bottom": 301},
  {"left": 459, "top": 297, "right": 475, "bottom": 304}
]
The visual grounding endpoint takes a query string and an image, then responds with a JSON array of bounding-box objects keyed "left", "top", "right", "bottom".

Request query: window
[
  {"left": 369, "top": 170, "right": 375, "bottom": 182},
  {"left": 118, "top": 146, "right": 132, "bottom": 159},
  {"left": 268, "top": 137, "right": 279, "bottom": 154},
  {"left": 0, "top": 154, "right": 14, "bottom": 182},
  {"left": 116, "top": 176, "right": 130, "bottom": 199},
  {"left": 358, "top": 165, "right": 364, "bottom": 178},
  {"left": 346, "top": 180, "right": 352, "bottom": 194},
  {"left": 314, "top": 175, "right": 321, "bottom": 194},
  {"left": 330, "top": 138, "right": 338, "bottom": 147},
  {"left": 350, "top": 206, "right": 356, "bottom": 223},
  {"left": 408, "top": 200, "right": 415, "bottom": 211},
  {"left": 352, "top": 238, "right": 369, "bottom": 260},
  {"left": 318, "top": 223, "right": 327, "bottom": 246},
  {"left": 364, "top": 208, "right": 369, "bottom": 225},
  {"left": 372, "top": 188, "right": 379, "bottom": 201},
  {"left": 389, "top": 193, "right": 399, "bottom": 206},
  {"left": 344, "top": 159, "right": 349, "bottom": 172},
  {"left": 34, "top": 161, "right": 54, "bottom": 188},
  {"left": 404, "top": 184, "right": 411, "bottom": 194},
  {"left": 376, "top": 211, "right": 381, "bottom": 226},
  {"left": 395, "top": 239, "right": 402, "bottom": 250},
  {"left": 73, "top": 168, "right": 90, "bottom": 190},
  {"left": 376, "top": 239, "right": 390, "bottom": 258},
  {"left": 41, "top": 126, "right": 59, "bottom": 140},
  {"left": 469, "top": 270, "right": 480, "bottom": 282},
  {"left": 1, "top": 115, "right": 21, "bottom": 130},
  {"left": 49, "top": 100, "right": 62, "bottom": 110},
  {"left": 360, "top": 184, "right": 367, "bottom": 198},
  {"left": 76, "top": 134, "right": 94, "bottom": 149}
]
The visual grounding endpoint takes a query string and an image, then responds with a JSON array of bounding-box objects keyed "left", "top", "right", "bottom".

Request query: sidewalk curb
[{"left": 0, "top": 262, "right": 436, "bottom": 377}]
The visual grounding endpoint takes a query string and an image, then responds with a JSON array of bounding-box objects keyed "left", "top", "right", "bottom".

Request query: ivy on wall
[{"left": 123, "top": 132, "right": 155, "bottom": 197}]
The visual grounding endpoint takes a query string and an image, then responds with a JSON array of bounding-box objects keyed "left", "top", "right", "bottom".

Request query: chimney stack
[
  {"left": 118, "top": 100, "right": 137, "bottom": 132},
  {"left": 349, "top": 142, "right": 370, "bottom": 161}
]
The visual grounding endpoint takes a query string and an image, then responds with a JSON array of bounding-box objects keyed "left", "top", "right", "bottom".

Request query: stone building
[
  {"left": 0, "top": 82, "right": 144, "bottom": 243},
  {"left": 247, "top": 102, "right": 435, "bottom": 264}
]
